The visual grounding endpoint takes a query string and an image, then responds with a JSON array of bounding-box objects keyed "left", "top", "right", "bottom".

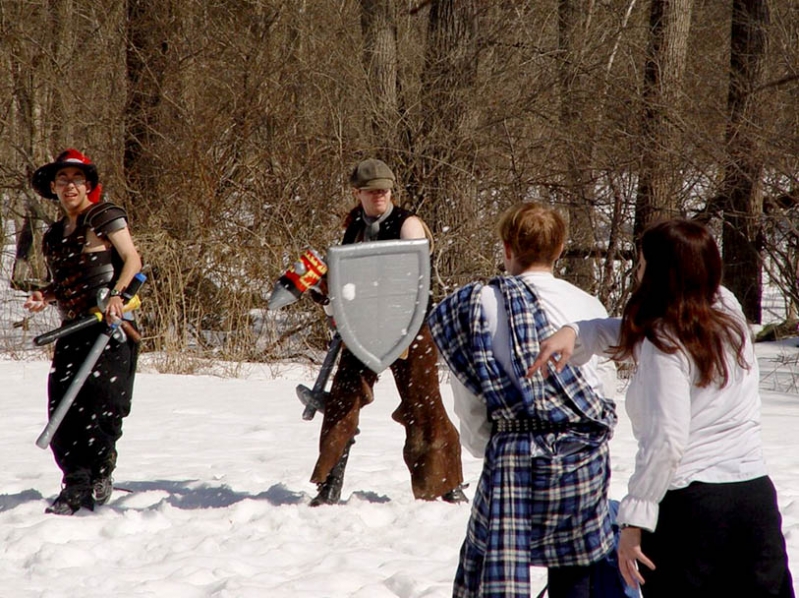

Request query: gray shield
[{"left": 327, "top": 239, "right": 431, "bottom": 373}]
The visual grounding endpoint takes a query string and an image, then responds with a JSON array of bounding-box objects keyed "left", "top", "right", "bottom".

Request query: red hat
[{"left": 31, "top": 149, "right": 102, "bottom": 203}]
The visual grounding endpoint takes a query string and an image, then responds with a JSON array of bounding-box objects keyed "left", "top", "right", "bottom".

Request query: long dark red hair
[{"left": 613, "top": 219, "right": 748, "bottom": 387}]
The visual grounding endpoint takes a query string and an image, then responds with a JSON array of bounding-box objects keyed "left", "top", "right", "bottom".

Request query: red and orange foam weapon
[{"left": 267, "top": 248, "right": 328, "bottom": 311}]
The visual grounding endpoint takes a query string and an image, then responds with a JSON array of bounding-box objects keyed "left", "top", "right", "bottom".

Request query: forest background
[{"left": 0, "top": 0, "right": 797, "bottom": 371}]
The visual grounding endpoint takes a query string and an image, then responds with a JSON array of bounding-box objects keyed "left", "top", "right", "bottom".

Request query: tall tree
[
  {"left": 2, "top": 1, "right": 62, "bottom": 289},
  {"left": 557, "top": 0, "right": 600, "bottom": 292},
  {"left": 124, "top": 0, "right": 171, "bottom": 224},
  {"left": 412, "top": 0, "right": 479, "bottom": 290},
  {"left": 718, "top": 0, "right": 770, "bottom": 322},
  {"left": 633, "top": 0, "right": 694, "bottom": 240},
  {"left": 359, "top": 0, "right": 399, "bottom": 149}
]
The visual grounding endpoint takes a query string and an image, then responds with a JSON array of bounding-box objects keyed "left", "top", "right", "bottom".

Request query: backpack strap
[{"left": 419, "top": 219, "right": 435, "bottom": 253}]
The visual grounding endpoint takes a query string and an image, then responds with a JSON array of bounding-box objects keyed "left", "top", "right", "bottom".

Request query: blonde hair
[{"left": 497, "top": 202, "right": 566, "bottom": 269}]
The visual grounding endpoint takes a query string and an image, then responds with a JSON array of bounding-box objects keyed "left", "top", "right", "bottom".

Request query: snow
[{"left": 0, "top": 341, "right": 797, "bottom": 597}]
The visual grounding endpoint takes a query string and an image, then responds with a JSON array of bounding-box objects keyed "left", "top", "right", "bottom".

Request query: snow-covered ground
[{"left": 0, "top": 339, "right": 797, "bottom": 597}]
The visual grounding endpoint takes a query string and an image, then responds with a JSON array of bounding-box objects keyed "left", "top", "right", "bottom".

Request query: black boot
[
  {"left": 310, "top": 437, "right": 355, "bottom": 507},
  {"left": 93, "top": 449, "right": 117, "bottom": 506},
  {"left": 93, "top": 478, "right": 114, "bottom": 506},
  {"left": 46, "top": 472, "right": 95, "bottom": 515},
  {"left": 441, "top": 484, "right": 469, "bottom": 504}
]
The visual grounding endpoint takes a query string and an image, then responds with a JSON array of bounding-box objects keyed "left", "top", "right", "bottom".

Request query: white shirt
[
  {"left": 451, "top": 272, "right": 616, "bottom": 458},
  {"left": 570, "top": 286, "right": 767, "bottom": 531}
]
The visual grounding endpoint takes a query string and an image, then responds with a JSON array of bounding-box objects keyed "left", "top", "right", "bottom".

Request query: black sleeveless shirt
[
  {"left": 43, "top": 202, "right": 129, "bottom": 321},
  {"left": 341, "top": 205, "right": 434, "bottom": 311},
  {"left": 342, "top": 205, "right": 413, "bottom": 245}
]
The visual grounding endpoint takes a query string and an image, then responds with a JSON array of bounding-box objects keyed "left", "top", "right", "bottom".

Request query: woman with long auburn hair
[
  {"left": 528, "top": 219, "right": 794, "bottom": 597},
  {"left": 613, "top": 219, "right": 748, "bottom": 387}
]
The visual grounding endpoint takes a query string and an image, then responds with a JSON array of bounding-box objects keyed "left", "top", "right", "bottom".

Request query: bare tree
[
  {"left": 718, "top": 0, "right": 770, "bottom": 323},
  {"left": 124, "top": 0, "right": 172, "bottom": 224},
  {"left": 633, "top": 0, "right": 694, "bottom": 240},
  {"left": 557, "top": 0, "right": 598, "bottom": 291},
  {"left": 410, "top": 0, "right": 479, "bottom": 292},
  {"left": 359, "top": 0, "right": 400, "bottom": 148},
  {"left": 1, "top": 1, "right": 68, "bottom": 291}
]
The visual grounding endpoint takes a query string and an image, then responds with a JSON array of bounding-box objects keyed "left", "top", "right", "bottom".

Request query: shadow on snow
[
  {"left": 2, "top": 481, "right": 392, "bottom": 512},
  {"left": 111, "top": 480, "right": 392, "bottom": 509},
  {"left": 0, "top": 489, "right": 45, "bottom": 512}
]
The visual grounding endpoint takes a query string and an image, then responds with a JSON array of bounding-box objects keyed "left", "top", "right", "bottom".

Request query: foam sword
[{"left": 35, "top": 273, "right": 146, "bottom": 449}]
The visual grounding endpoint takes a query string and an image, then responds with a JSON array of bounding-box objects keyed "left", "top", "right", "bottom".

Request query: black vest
[
  {"left": 342, "top": 205, "right": 412, "bottom": 245},
  {"left": 341, "top": 205, "right": 433, "bottom": 311},
  {"left": 43, "top": 202, "right": 128, "bottom": 321}
]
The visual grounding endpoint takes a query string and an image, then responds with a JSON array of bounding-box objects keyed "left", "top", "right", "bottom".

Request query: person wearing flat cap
[
  {"left": 25, "top": 149, "right": 142, "bottom": 515},
  {"left": 307, "top": 158, "right": 467, "bottom": 506}
]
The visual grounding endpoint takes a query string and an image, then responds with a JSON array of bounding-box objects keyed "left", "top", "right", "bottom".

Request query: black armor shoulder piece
[{"left": 84, "top": 202, "right": 128, "bottom": 236}]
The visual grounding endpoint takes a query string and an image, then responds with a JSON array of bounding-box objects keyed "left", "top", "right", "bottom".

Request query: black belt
[{"left": 491, "top": 419, "right": 571, "bottom": 434}]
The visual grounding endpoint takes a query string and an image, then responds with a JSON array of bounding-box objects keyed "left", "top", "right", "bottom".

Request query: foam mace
[{"left": 267, "top": 249, "right": 327, "bottom": 310}]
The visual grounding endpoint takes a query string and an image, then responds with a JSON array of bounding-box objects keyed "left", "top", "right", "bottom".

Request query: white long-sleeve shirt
[
  {"left": 451, "top": 271, "right": 616, "bottom": 458},
  {"left": 570, "top": 286, "right": 767, "bottom": 531}
]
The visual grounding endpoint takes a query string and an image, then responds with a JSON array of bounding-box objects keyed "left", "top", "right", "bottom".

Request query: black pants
[
  {"left": 548, "top": 555, "right": 631, "bottom": 598},
  {"left": 547, "top": 564, "right": 596, "bottom": 598},
  {"left": 48, "top": 322, "right": 138, "bottom": 485},
  {"left": 640, "top": 476, "right": 794, "bottom": 598}
]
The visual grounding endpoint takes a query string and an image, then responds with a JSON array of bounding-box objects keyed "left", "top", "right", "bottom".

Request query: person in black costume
[
  {"left": 25, "top": 149, "right": 142, "bottom": 515},
  {"left": 309, "top": 158, "right": 466, "bottom": 506}
]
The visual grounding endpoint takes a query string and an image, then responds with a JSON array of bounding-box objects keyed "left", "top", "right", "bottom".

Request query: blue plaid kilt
[{"left": 428, "top": 277, "right": 617, "bottom": 598}]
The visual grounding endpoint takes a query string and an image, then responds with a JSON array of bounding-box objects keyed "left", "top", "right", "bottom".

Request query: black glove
[{"left": 309, "top": 287, "right": 329, "bottom": 306}]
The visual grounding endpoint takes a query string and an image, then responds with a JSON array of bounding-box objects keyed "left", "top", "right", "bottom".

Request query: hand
[
  {"left": 526, "top": 326, "right": 577, "bottom": 377},
  {"left": 617, "top": 526, "right": 656, "bottom": 589},
  {"left": 309, "top": 288, "right": 329, "bottom": 306},
  {"left": 24, "top": 290, "right": 50, "bottom": 313},
  {"left": 104, "top": 295, "right": 124, "bottom": 323}
]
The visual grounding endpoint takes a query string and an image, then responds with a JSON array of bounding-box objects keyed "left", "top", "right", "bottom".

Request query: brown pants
[{"left": 311, "top": 325, "right": 464, "bottom": 499}]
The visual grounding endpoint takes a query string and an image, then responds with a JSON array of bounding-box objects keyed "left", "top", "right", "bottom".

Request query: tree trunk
[
  {"left": 557, "top": 0, "right": 598, "bottom": 293},
  {"left": 124, "top": 0, "right": 171, "bottom": 222},
  {"left": 720, "top": 0, "right": 770, "bottom": 323},
  {"left": 5, "top": 1, "right": 63, "bottom": 289},
  {"left": 633, "top": 0, "right": 693, "bottom": 241},
  {"left": 413, "top": 0, "right": 479, "bottom": 292},
  {"left": 359, "top": 0, "right": 399, "bottom": 149}
]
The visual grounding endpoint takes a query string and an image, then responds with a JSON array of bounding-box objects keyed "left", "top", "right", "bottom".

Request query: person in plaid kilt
[{"left": 429, "top": 202, "right": 618, "bottom": 598}]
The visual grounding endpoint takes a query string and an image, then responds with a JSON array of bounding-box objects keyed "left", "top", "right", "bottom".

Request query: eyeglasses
[{"left": 55, "top": 176, "right": 87, "bottom": 187}]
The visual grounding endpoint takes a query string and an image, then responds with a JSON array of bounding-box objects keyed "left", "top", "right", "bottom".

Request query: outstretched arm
[
  {"left": 527, "top": 317, "right": 624, "bottom": 378},
  {"left": 526, "top": 325, "right": 578, "bottom": 377}
]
